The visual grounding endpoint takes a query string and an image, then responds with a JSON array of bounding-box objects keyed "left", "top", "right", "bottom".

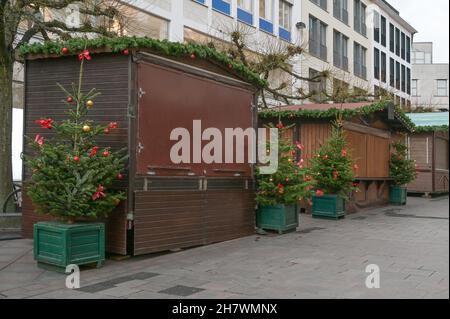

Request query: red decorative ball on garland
[
  {"left": 104, "top": 128, "right": 110, "bottom": 134},
  {"left": 61, "top": 47, "right": 69, "bottom": 55},
  {"left": 102, "top": 150, "right": 110, "bottom": 157},
  {"left": 190, "top": 53, "right": 196, "bottom": 60},
  {"left": 67, "top": 96, "right": 73, "bottom": 103},
  {"left": 117, "top": 173, "right": 124, "bottom": 180},
  {"left": 73, "top": 156, "right": 80, "bottom": 162},
  {"left": 123, "top": 49, "right": 130, "bottom": 56}
]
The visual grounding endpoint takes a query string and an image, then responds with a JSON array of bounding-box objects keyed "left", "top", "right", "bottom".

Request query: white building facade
[
  {"left": 411, "top": 42, "right": 449, "bottom": 111},
  {"left": 119, "top": 1, "right": 417, "bottom": 105},
  {"left": 368, "top": 0, "right": 417, "bottom": 108}
]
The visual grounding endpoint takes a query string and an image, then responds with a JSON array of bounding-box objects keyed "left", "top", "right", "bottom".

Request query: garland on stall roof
[
  {"left": 18, "top": 36, "right": 267, "bottom": 89},
  {"left": 259, "top": 101, "right": 416, "bottom": 131},
  {"left": 413, "top": 125, "right": 449, "bottom": 133}
]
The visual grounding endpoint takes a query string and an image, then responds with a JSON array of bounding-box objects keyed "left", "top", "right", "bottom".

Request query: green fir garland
[
  {"left": 259, "top": 101, "right": 416, "bottom": 132},
  {"left": 19, "top": 36, "right": 267, "bottom": 89}
]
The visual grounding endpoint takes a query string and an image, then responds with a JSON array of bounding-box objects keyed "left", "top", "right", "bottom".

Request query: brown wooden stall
[
  {"left": 22, "top": 46, "right": 257, "bottom": 256},
  {"left": 259, "top": 101, "right": 414, "bottom": 212}
]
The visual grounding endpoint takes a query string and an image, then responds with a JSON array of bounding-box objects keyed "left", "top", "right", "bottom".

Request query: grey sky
[{"left": 388, "top": 0, "right": 449, "bottom": 63}]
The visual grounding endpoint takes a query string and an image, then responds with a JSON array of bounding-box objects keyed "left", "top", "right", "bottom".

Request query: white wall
[{"left": 12, "top": 108, "right": 23, "bottom": 181}]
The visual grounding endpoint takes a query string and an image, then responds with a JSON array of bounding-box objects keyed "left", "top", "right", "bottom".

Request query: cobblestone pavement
[{"left": 0, "top": 196, "right": 448, "bottom": 299}]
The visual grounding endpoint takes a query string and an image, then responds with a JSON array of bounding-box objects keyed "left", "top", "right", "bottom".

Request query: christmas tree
[
  {"left": 389, "top": 141, "right": 416, "bottom": 186},
  {"left": 309, "top": 119, "right": 356, "bottom": 198},
  {"left": 24, "top": 49, "right": 127, "bottom": 223},
  {"left": 255, "top": 122, "right": 311, "bottom": 207}
]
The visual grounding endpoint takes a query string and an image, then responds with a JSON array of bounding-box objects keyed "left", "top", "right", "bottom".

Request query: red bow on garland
[{"left": 78, "top": 50, "right": 91, "bottom": 61}]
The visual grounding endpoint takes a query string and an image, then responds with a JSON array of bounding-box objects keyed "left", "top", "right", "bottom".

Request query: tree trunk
[{"left": 0, "top": 53, "right": 15, "bottom": 213}]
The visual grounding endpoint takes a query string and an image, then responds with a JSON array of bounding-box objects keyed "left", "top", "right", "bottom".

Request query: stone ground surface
[{"left": 0, "top": 196, "right": 448, "bottom": 299}]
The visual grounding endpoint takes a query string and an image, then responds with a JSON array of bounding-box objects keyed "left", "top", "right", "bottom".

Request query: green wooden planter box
[
  {"left": 34, "top": 221, "right": 105, "bottom": 273},
  {"left": 312, "top": 194, "right": 346, "bottom": 219},
  {"left": 389, "top": 185, "right": 407, "bottom": 205},
  {"left": 256, "top": 204, "right": 299, "bottom": 234}
]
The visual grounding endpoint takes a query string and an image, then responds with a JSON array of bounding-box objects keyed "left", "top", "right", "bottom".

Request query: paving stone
[{"left": 158, "top": 285, "right": 205, "bottom": 297}]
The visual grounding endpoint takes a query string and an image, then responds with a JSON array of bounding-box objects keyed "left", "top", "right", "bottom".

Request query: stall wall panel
[
  {"left": 410, "top": 134, "right": 433, "bottom": 170},
  {"left": 344, "top": 130, "right": 367, "bottom": 178},
  {"left": 22, "top": 54, "right": 129, "bottom": 255},
  {"left": 300, "top": 123, "right": 330, "bottom": 166},
  {"left": 133, "top": 189, "right": 255, "bottom": 255},
  {"left": 435, "top": 137, "right": 449, "bottom": 170},
  {"left": 366, "top": 135, "right": 390, "bottom": 177}
]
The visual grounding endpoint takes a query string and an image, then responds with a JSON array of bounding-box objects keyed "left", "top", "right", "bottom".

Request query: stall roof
[
  {"left": 259, "top": 101, "right": 415, "bottom": 132},
  {"left": 406, "top": 112, "right": 449, "bottom": 133},
  {"left": 18, "top": 36, "right": 266, "bottom": 89}
]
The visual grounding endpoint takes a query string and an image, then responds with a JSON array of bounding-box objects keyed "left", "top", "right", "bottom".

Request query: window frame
[{"left": 436, "top": 79, "right": 448, "bottom": 97}]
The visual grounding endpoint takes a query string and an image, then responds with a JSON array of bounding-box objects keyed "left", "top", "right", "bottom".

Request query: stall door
[{"left": 133, "top": 59, "right": 255, "bottom": 255}]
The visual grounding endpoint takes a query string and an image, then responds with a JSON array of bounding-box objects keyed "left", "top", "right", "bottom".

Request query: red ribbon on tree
[
  {"left": 89, "top": 146, "right": 99, "bottom": 157},
  {"left": 34, "top": 134, "right": 45, "bottom": 146},
  {"left": 35, "top": 118, "right": 53, "bottom": 129},
  {"left": 92, "top": 185, "right": 106, "bottom": 201}
]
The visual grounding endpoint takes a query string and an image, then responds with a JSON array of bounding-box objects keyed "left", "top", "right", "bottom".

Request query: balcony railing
[
  {"left": 333, "top": 51, "right": 349, "bottom": 71},
  {"left": 354, "top": 63, "right": 367, "bottom": 79}
]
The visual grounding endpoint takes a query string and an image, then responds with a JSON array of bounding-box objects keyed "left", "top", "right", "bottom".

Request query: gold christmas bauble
[
  {"left": 83, "top": 125, "right": 91, "bottom": 132},
  {"left": 86, "top": 100, "right": 94, "bottom": 108}
]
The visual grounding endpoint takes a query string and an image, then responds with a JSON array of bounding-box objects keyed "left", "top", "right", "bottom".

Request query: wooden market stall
[
  {"left": 259, "top": 101, "right": 415, "bottom": 212},
  {"left": 21, "top": 37, "right": 261, "bottom": 256},
  {"left": 406, "top": 113, "right": 449, "bottom": 195}
]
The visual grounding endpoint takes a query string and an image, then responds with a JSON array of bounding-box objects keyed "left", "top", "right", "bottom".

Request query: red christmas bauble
[
  {"left": 73, "top": 156, "right": 80, "bottom": 162},
  {"left": 123, "top": 49, "right": 130, "bottom": 55},
  {"left": 190, "top": 53, "right": 196, "bottom": 59},
  {"left": 67, "top": 96, "right": 73, "bottom": 103},
  {"left": 102, "top": 150, "right": 110, "bottom": 157},
  {"left": 117, "top": 173, "right": 124, "bottom": 180},
  {"left": 61, "top": 47, "right": 69, "bottom": 55},
  {"left": 104, "top": 128, "right": 110, "bottom": 134}
]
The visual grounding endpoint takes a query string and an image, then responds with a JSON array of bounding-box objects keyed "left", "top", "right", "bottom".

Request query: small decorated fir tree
[
  {"left": 255, "top": 122, "right": 311, "bottom": 207},
  {"left": 24, "top": 49, "right": 127, "bottom": 223},
  {"left": 389, "top": 141, "right": 416, "bottom": 186},
  {"left": 309, "top": 120, "right": 356, "bottom": 198}
]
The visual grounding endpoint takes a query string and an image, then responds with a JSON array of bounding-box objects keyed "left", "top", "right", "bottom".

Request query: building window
[
  {"left": 310, "top": 0, "right": 327, "bottom": 11},
  {"left": 396, "top": 61, "right": 400, "bottom": 90},
  {"left": 259, "top": 0, "right": 274, "bottom": 33},
  {"left": 354, "top": 42, "right": 367, "bottom": 79},
  {"left": 279, "top": 0, "right": 292, "bottom": 41},
  {"left": 237, "top": 0, "right": 253, "bottom": 25},
  {"left": 309, "top": 16, "right": 327, "bottom": 61},
  {"left": 374, "top": 48, "right": 380, "bottom": 80},
  {"left": 373, "top": 11, "right": 380, "bottom": 43},
  {"left": 333, "top": 0, "right": 348, "bottom": 24},
  {"left": 390, "top": 58, "right": 395, "bottom": 87},
  {"left": 406, "top": 36, "right": 411, "bottom": 63},
  {"left": 212, "top": 0, "right": 231, "bottom": 15},
  {"left": 354, "top": 0, "right": 367, "bottom": 36},
  {"left": 381, "top": 16, "right": 386, "bottom": 47},
  {"left": 381, "top": 52, "right": 387, "bottom": 83},
  {"left": 333, "top": 30, "right": 348, "bottom": 71},
  {"left": 401, "top": 64, "right": 406, "bottom": 92},
  {"left": 411, "top": 79, "right": 418, "bottom": 96},
  {"left": 436, "top": 80, "right": 448, "bottom": 96},
  {"left": 401, "top": 32, "right": 406, "bottom": 60},
  {"left": 389, "top": 23, "right": 394, "bottom": 52},
  {"left": 407, "top": 68, "right": 411, "bottom": 95},
  {"left": 395, "top": 27, "right": 400, "bottom": 56}
]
